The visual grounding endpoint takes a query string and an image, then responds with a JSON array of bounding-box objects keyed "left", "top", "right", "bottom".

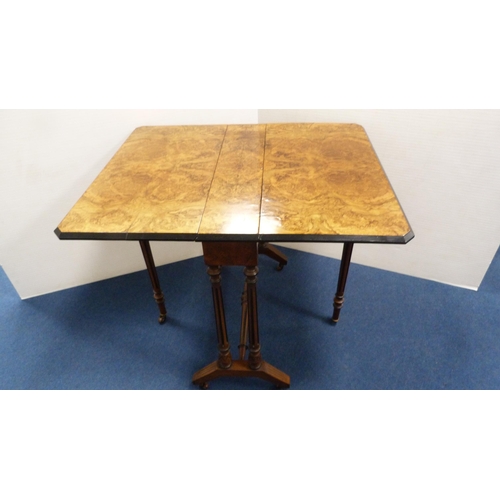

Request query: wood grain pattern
[
  {"left": 57, "top": 125, "right": 227, "bottom": 237},
  {"left": 198, "top": 124, "right": 265, "bottom": 236},
  {"left": 56, "top": 123, "right": 412, "bottom": 242},
  {"left": 259, "top": 123, "right": 411, "bottom": 239}
]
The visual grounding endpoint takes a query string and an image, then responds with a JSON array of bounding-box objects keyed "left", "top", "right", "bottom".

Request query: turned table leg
[
  {"left": 207, "top": 265, "right": 232, "bottom": 370},
  {"left": 238, "top": 283, "right": 249, "bottom": 360},
  {"left": 139, "top": 240, "right": 167, "bottom": 324},
  {"left": 244, "top": 265, "right": 262, "bottom": 370},
  {"left": 192, "top": 241, "right": 290, "bottom": 389},
  {"left": 332, "top": 242, "right": 354, "bottom": 323}
]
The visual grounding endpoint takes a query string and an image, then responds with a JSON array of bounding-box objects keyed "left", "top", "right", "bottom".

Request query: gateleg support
[
  {"left": 139, "top": 240, "right": 167, "bottom": 324},
  {"left": 332, "top": 242, "right": 354, "bottom": 323}
]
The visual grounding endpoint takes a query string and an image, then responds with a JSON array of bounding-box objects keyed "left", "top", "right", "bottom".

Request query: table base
[
  {"left": 138, "top": 239, "right": 354, "bottom": 388},
  {"left": 191, "top": 241, "right": 291, "bottom": 389},
  {"left": 192, "top": 360, "right": 290, "bottom": 389}
]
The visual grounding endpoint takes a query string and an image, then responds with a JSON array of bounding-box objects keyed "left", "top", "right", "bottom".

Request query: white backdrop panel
[
  {"left": 0, "top": 110, "right": 257, "bottom": 298},
  {"left": 258, "top": 109, "right": 500, "bottom": 290}
]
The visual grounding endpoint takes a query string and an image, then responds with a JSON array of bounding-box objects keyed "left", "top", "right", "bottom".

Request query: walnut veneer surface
[{"left": 56, "top": 123, "right": 413, "bottom": 243}]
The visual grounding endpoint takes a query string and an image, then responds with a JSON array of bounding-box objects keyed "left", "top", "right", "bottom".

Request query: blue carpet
[{"left": 1, "top": 245, "right": 499, "bottom": 389}]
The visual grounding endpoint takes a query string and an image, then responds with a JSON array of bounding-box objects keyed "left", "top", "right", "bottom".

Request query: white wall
[
  {"left": 259, "top": 109, "right": 500, "bottom": 290},
  {"left": 0, "top": 110, "right": 258, "bottom": 299},
  {"left": 2, "top": 109, "right": 499, "bottom": 298}
]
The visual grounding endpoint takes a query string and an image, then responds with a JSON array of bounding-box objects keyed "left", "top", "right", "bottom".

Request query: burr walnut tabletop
[
  {"left": 55, "top": 123, "right": 413, "bottom": 243},
  {"left": 55, "top": 123, "right": 414, "bottom": 389}
]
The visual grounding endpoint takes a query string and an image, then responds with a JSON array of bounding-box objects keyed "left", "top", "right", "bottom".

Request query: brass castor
[
  {"left": 158, "top": 314, "right": 167, "bottom": 324},
  {"left": 199, "top": 382, "right": 209, "bottom": 390},
  {"left": 277, "top": 263, "right": 285, "bottom": 271}
]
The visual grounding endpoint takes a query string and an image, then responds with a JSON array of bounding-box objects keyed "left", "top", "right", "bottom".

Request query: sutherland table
[{"left": 55, "top": 123, "right": 414, "bottom": 389}]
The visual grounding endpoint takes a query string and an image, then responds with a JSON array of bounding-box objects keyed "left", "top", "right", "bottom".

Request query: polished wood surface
[
  {"left": 198, "top": 124, "right": 265, "bottom": 236},
  {"left": 55, "top": 123, "right": 413, "bottom": 389},
  {"left": 261, "top": 123, "right": 411, "bottom": 239},
  {"left": 57, "top": 125, "right": 226, "bottom": 238},
  {"left": 202, "top": 241, "right": 259, "bottom": 267},
  {"left": 56, "top": 123, "right": 413, "bottom": 243}
]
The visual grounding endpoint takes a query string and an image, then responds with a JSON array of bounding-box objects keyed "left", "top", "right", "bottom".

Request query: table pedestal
[
  {"left": 192, "top": 242, "right": 290, "bottom": 389},
  {"left": 138, "top": 239, "right": 354, "bottom": 388}
]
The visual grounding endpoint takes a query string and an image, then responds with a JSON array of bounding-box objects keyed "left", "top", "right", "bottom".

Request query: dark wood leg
[
  {"left": 238, "top": 283, "right": 249, "bottom": 360},
  {"left": 207, "top": 265, "right": 232, "bottom": 370},
  {"left": 245, "top": 266, "right": 262, "bottom": 370},
  {"left": 192, "top": 241, "right": 290, "bottom": 389},
  {"left": 258, "top": 242, "right": 288, "bottom": 270},
  {"left": 332, "top": 242, "right": 354, "bottom": 323},
  {"left": 139, "top": 240, "right": 167, "bottom": 324}
]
